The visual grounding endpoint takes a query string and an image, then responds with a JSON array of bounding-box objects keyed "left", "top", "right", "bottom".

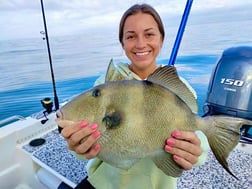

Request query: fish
[{"left": 56, "top": 65, "right": 252, "bottom": 178}]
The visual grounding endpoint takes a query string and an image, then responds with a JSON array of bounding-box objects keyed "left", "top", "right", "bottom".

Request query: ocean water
[{"left": 0, "top": 19, "right": 252, "bottom": 126}]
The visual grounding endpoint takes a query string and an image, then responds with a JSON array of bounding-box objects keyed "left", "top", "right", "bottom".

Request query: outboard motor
[{"left": 203, "top": 46, "right": 252, "bottom": 143}]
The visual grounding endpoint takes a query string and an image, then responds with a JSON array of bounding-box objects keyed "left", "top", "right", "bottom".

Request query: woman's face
[{"left": 122, "top": 12, "right": 163, "bottom": 71}]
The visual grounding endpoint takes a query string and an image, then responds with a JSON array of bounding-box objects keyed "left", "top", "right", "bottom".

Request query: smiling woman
[
  {"left": 1, "top": 0, "right": 252, "bottom": 188},
  {"left": 59, "top": 3, "right": 210, "bottom": 189},
  {"left": 121, "top": 11, "right": 164, "bottom": 79}
]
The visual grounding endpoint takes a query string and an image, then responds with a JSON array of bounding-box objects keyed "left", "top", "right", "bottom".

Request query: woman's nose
[{"left": 135, "top": 36, "right": 146, "bottom": 48}]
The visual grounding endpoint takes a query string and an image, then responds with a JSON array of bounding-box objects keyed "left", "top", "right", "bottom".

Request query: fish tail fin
[{"left": 203, "top": 116, "right": 252, "bottom": 179}]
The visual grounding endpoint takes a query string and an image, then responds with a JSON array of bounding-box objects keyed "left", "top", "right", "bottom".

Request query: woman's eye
[
  {"left": 146, "top": 33, "right": 154, "bottom": 37},
  {"left": 126, "top": 35, "right": 135, "bottom": 40}
]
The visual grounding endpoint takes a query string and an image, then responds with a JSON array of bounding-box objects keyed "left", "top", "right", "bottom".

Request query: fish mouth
[
  {"left": 56, "top": 110, "right": 63, "bottom": 119},
  {"left": 55, "top": 110, "right": 65, "bottom": 128},
  {"left": 55, "top": 110, "right": 76, "bottom": 128}
]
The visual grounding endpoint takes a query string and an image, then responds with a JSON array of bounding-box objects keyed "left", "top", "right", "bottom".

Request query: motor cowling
[
  {"left": 204, "top": 46, "right": 252, "bottom": 120},
  {"left": 203, "top": 46, "right": 252, "bottom": 142}
]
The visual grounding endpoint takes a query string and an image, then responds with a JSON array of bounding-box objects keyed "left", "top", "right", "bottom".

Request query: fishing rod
[
  {"left": 40, "top": 0, "right": 60, "bottom": 129},
  {"left": 40, "top": 0, "right": 59, "bottom": 110},
  {"left": 168, "top": 0, "right": 193, "bottom": 66}
]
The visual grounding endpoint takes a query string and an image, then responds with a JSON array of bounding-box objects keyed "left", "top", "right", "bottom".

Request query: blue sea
[{"left": 1, "top": 19, "right": 252, "bottom": 126}]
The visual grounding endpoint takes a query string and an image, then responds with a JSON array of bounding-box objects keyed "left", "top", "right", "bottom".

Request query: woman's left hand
[{"left": 164, "top": 130, "right": 202, "bottom": 170}]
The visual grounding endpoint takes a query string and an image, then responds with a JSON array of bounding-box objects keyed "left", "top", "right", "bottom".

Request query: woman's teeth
[{"left": 135, "top": 51, "right": 149, "bottom": 56}]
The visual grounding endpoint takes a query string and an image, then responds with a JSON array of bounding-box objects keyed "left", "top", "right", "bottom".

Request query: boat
[
  {"left": 1, "top": 101, "right": 251, "bottom": 189},
  {"left": 1, "top": 1, "right": 252, "bottom": 189}
]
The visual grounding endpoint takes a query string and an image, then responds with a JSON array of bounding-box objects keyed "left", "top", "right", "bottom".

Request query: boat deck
[
  {"left": 2, "top": 113, "right": 251, "bottom": 188},
  {"left": 23, "top": 129, "right": 88, "bottom": 188},
  {"left": 22, "top": 128, "right": 252, "bottom": 189}
]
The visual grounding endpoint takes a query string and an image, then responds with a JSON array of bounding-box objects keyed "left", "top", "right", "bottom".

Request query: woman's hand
[
  {"left": 164, "top": 130, "right": 202, "bottom": 170},
  {"left": 60, "top": 120, "right": 101, "bottom": 159}
]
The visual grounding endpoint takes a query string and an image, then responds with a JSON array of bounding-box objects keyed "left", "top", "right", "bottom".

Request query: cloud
[{"left": 1, "top": 0, "right": 252, "bottom": 40}]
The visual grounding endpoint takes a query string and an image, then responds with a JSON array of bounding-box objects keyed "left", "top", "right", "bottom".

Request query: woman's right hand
[{"left": 60, "top": 120, "right": 101, "bottom": 159}]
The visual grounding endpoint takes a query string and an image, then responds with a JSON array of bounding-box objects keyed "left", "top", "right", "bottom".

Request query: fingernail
[
  {"left": 80, "top": 121, "right": 88, "bottom": 128},
  {"left": 173, "top": 155, "right": 180, "bottom": 161},
  {"left": 92, "top": 131, "right": 100, "bottom": 139},
  {"left": 172, "top": 130, "right": 180, "bottom": 138},
  {"left": 167, "top": 138, "right": 175, "bottom": 146},
  {"left": 165, "top": 145, "right": 172, "bottom": 152},
  {"left": 90, "top": 123, "right": 98, "bottom": 130},
  {"left": 93, "top": 144, "right": 100, "bottom": 151}
]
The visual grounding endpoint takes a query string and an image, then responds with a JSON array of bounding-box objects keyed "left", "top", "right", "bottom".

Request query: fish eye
[{"left": 92, "top": 88, "right": 101, "bottom": 97}]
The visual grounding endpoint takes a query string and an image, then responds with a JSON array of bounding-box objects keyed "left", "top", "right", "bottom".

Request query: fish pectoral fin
[
  {"left": 152, "top": 153, "right": 183, "bottom": 177},
  {"left": 102, "top": 111, "right": 121, "bottom": 129}
]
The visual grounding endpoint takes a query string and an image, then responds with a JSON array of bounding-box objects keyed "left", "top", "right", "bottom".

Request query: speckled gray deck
[
  {"left": 23, "top": 129, "right": 88, "bottom": 185},
  {"left": 177, "top": 149, "right": 252, "bottom": 189},
  {"left": 23, "top": 130, "right": 252, "bottom": 188}
]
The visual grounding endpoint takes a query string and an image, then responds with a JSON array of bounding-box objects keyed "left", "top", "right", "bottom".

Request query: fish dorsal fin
[
  {"left": 147, "top": 66, "right": 198, "bottom": 113},
  {"left": 105, "top": 59, "right": 133, "bottom": 83},
  {"left": 105, "top": 58, "right": 115, "bottom": 83},
  {"left": 152, "top": 152, "right": 183, "bottom": 177}
]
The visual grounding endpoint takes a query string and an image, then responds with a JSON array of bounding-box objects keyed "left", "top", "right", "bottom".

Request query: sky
[{"left": 1, "top": 0, "right": 252, "bottom": 40}]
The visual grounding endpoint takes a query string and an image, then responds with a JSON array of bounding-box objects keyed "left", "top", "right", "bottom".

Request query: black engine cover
[{"left": 204, "top": 46, "right": 252, "bottom": 120}]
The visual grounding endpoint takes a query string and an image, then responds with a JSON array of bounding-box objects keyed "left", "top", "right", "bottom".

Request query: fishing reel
[{"left": 41, "top": 97, "right": 53, "bottom": 124}]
